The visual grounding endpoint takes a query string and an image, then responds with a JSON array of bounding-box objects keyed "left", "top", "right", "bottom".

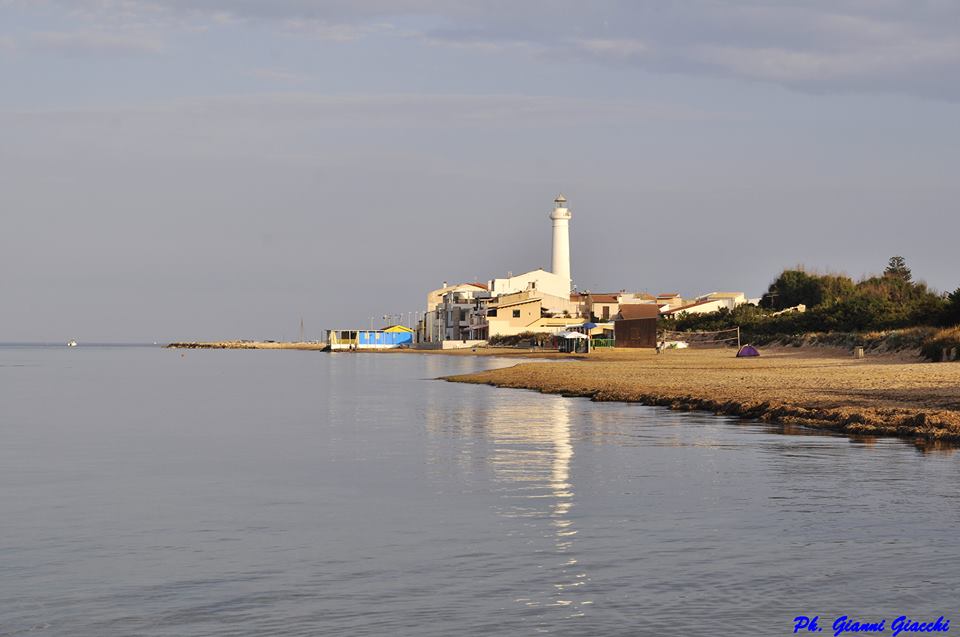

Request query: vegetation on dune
[
  {"left": 761, "top": 269, "right": 856, "bottom": 310},
  {"left": 488, "top": 331, "right": 555, "bottom": 347},
  {"left": 919, "top": 327, "right": 960, "bottom": 362},
  {"left": 662, "top": 257, "right": 960, "bottom": 357}
]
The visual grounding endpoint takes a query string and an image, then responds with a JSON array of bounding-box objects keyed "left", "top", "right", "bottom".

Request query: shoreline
[
  {"left": 166, "top": 341, "right": 327, "bottom": 350},
  {"left": 161, "top": 342, "right": 960, "bottom": 442},
  {"left": 442, "top": 347, "right": 960, "bottom": 443}
]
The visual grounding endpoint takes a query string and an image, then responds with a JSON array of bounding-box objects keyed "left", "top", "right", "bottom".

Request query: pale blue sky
[{"left": 2, "top": 1, "right": 958, "bottom": 341}]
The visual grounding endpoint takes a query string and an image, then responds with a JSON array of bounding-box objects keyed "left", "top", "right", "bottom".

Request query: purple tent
[{"left": 736, "top": 345, "right": 760, "bottom": 357}]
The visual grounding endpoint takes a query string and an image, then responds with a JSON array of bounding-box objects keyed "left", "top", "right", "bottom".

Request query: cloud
[
  {"left": 0, "top": 92, "right": 722, "bottom": 151},
  {"left": 248, "top": 67, "right": 312, "bottom": 84},
  {"left": 14, "top": 0, "right": 960, "bottom": 99},
  {"left": 574, "top": 38, "right": 649, "bottom": 62},
  {"left": 30, "top": 30, "right": 163, "bottom": 56},
  {"left": 0, "top": 92, "right": 727, "bottom": 187},
  {"left": 278, "top": 17, "right": 394, "bottom": 41},
  {"left": 696, "top": 38, "right": 960, "bottom": 83},
  {"left": 183, "top": 92, "right": 721, "bottom": 126}
]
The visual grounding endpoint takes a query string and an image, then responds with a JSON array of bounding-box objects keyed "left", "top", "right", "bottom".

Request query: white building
[
  {"left": 421, "top": 282, "right": 489, "bottom": 343},
  {"left": 660, "top": 298, "right": 731, "bottom": 317},
  {"left": 437, "top": 285, "right": 490, "bottom": 341},
  {"left": 488, "top": 268, "right": 572, "bottom": 311},
  {"left": 422, "top": 194, "right": 579, "bottom": 343},
  {"left": 695, "top": 291, "right": 748, "bottom": 311},
  {"left": 661, "top": 292, "right": 751, "bottom": 317}
]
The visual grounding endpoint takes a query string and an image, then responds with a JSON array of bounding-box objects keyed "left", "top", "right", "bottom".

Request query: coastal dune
[{"left": 445, "top": 347, "right": 960, "bottom": 442}]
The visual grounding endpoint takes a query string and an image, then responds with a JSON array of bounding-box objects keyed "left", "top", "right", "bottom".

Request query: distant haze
[{"left": 2, "top": 1, "right": 958, "bottom": 342}]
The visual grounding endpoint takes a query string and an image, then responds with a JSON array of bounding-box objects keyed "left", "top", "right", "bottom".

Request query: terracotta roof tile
[{"left": 589, "top": 294, "right": 619, "bottom": 303}]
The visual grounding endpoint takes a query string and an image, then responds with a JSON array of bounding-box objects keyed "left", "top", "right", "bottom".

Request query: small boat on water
[{"left": 67, "top": 340, "right": 77, "bottom": 347}]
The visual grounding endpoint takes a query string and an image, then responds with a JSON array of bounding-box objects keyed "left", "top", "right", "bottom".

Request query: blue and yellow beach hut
[
  {"left": 356, "top": 325, "right": 414, "bottom": 348},
  {"left": 329, "top": 325, "right": 414, "bottom": 350}
]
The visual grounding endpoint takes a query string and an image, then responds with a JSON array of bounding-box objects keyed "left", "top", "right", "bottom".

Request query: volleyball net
[{"left": 659, "top": 327, "right": 741, "bottom": 349}]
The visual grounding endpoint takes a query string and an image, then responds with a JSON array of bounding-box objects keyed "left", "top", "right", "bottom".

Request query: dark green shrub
[{"left": 941, "top": 288, "right": 960, "bottom": 327}]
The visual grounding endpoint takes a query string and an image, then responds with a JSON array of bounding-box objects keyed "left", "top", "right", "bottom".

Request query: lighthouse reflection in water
[
  {"left": 424, "top": 374, "right": 590, "bottom": 627},
  {"left": 488, "top": 396, "right": 586, "bottom": 616}
]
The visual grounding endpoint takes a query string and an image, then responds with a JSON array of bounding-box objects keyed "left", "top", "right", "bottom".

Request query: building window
[{"left": 513, "top": 309, "right": 521, "bottom": 318}]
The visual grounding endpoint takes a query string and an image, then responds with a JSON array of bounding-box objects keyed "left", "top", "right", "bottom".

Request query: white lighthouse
[{"left": 550, "top": 194, "right": 572, "bottom": 288}]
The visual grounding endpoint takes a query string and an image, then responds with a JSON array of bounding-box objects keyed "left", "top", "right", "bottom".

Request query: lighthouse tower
[{"left": 550, "top": 194, "right": 572, "bottom": 288}]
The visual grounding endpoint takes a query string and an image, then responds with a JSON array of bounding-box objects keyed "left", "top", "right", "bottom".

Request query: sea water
[{"left": 2, "top": 346, "right": 958, "bottom": 636}]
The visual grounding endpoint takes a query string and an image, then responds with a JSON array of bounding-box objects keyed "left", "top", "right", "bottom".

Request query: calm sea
[{"left": 2, "top": 345, "right": 958, "bottom": 636}]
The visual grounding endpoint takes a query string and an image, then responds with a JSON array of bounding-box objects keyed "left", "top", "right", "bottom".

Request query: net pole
[{"left": 737, "top": 326, "right": 741, "bottom": 349}]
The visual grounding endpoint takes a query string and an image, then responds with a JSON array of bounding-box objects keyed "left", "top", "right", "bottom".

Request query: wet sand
[{"left": 444, "top": 347, "right": 960, "bottom": 442}]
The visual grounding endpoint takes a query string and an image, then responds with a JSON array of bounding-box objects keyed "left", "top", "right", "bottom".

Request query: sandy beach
[{"left": 444, "top": 347, "right": 960, "bottom": 442}]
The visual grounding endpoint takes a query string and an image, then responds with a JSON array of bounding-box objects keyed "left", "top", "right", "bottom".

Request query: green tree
[
  {"left": 884, "top": 256, "right": 912, "bottom": 282},
  {"left": 764, "top": 270, "right": 824, "bottom": 310},
  {"left": 816, "top": 274, "right": 857, "bottom": 306},
  {"left": 942, "top": 288, "right": 960, "bottom": 327},
  {"left": 908, "top": 292, "right": 948, "bottom": 327}
]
